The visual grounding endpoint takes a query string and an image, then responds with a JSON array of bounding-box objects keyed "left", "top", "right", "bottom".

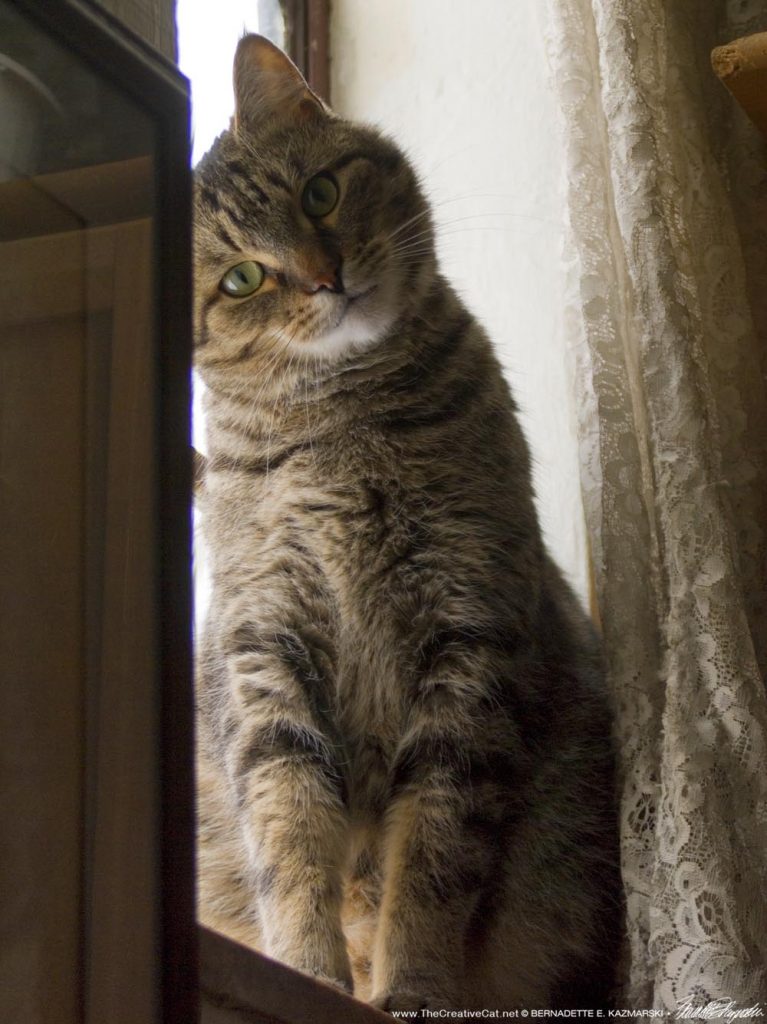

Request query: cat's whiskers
[
  {"left": 388, "top": 221, "right": 530, "bottom": 271},
  {"left": 226, "top": 329, "right": 297, "bottom": 475},
  {"left": 389, "top": 221, "right": 435, "bottom": 245},
  {"left": 385, "top": 243, "right": 438, "bottom": 268},
  {"left": 389, "top": 212, "right": 559, "bottom": 274},
  {"left": 256, "top": 334, "right": 330, "bottom": 436},
  {"left": 387, "top": 242, "right": 434, "bottom": 263},
  {"left": 382, "top": 206, "right": 434, "bottom": 246},
  {"left": 385, "top": 224, "right": 439, "bottom": 263},
  {"left": 302, "top": 358, "right": 318, "bottom": 470},
  {"left": 259, "top": 316, "right": 316, "bottom": 478},
  {"left": 387, "top": 237, "right": 436, "bottom": 261},
  {"left": 238, "top": 340, "right": 287, "bottom": 437},
  {"left": 382, "top": 192, "right": 513, "bottom": 251},
  {"left": 210, "top": 364, "right": 265, "bottom": 442},
  {"left": 391, "top": 213, "right": 515, "bottom": 254}
]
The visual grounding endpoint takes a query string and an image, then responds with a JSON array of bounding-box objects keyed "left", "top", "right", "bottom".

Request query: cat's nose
[{"left": 303, "top": 261, "right": 343, "bottom": 295}]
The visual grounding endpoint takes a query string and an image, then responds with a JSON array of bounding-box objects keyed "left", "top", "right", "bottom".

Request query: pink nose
[{"left": 302, "top": 263, "right": 343, "bottom": 295}]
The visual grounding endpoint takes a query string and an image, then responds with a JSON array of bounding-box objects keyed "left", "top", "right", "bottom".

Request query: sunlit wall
[{"left": 331, "top": 0, "right": 589, "bottom": 602}]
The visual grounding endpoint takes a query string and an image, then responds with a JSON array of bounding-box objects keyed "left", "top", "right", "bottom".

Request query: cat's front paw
[{"left": 370, "top": 990, "right": 452, "bottom": 1018}]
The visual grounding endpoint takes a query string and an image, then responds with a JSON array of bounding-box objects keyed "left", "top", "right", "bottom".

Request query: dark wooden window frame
[
  {"left": 282, "top": 0, "right": 330, "bottom": 101},
  {"left": 4, "top": 0, "right": 195, "bottom": 1021}
]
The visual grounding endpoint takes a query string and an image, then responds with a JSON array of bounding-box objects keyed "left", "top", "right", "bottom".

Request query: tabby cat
[{"left": 194, "top": 34, "right": 620, "bottom": 1014}]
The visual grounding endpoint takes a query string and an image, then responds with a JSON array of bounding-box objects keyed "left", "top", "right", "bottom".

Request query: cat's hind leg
[
  {"left": 369, "top": 704, "right": 516, "bottom": 1011},
  {"left": 462, "top": 777, "right": 621, "bottom": 1012}
]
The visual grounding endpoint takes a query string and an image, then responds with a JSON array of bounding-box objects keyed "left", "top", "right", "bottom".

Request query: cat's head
[{"left": 193, "top": 34, "right": 434, "bottom": 375}]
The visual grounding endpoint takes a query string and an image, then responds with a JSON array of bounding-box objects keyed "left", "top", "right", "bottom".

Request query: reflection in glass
[{"left": 0, "top": 3, "right": 170, "bottom": 1021}]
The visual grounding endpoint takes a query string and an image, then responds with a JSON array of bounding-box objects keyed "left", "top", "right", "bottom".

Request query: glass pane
[{"left": 0, "top": 4, "right": 163, "bottom": 1022}]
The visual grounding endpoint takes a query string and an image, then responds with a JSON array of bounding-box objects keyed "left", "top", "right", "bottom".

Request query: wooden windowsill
[
  {"left": 200, "top": 927, "right": 392, "bottom": 1024},
  {"left": 712, "top": 32, "right": 767, "bottom": 138}
]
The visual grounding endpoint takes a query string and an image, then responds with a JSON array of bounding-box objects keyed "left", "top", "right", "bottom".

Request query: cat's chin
[{"left": 299, "top": 293, "right": 395, "bottom": 360}]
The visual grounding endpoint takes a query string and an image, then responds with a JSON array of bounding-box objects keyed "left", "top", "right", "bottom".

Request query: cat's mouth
[
  {"left": 325, "top": 283, "right": 378, "bottom": 330},
  {"left": 301, "top": 282, "right": 387, "bottom": 355},
  {"left": 347, "top": 285, "right": 377, "bottom": 305},
  {"left": 311, "top": 283, "right": 376, "bottom": 331}
]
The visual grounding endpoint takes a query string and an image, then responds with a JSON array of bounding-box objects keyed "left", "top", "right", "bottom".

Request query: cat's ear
[{"left": 233, "top": 34, "right": 326, "bottom": 134}]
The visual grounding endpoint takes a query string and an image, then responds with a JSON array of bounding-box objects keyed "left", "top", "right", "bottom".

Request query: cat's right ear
[{"left": 233, "top": 34, "right": 326, "bottom": 134}]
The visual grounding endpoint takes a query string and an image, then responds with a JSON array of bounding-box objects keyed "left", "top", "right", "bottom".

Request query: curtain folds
[{"left": 545, "top": 0, "right": 767, "bottom": 1010}]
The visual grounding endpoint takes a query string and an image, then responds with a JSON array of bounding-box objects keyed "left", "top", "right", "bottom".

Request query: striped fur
[{"left": 194, "top": 34, "right": 620, "bottom": 1013}]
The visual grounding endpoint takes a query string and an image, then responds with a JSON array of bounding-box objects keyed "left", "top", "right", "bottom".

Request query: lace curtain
[{"left": 544, "top": 0, "right": 767, "bottom": 1012}]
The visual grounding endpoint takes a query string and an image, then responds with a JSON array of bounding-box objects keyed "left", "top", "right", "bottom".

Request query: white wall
[{"left": 330, "top": 0, "right": 589, "bottom": 601}]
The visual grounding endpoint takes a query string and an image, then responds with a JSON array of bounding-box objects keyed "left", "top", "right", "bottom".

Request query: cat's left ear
[{"left": 233, "top": 34, "right": 326, "bottom": 134}]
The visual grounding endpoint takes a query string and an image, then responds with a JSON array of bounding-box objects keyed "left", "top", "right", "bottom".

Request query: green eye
[
  {"left": 220, "top": 260, "right": 265, "bottom": 297},
  {"left": 301, "top": 172, "right": 339, "bottom": 217}
]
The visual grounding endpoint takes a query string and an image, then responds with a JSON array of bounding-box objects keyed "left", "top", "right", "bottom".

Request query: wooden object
[
  {"left": 0, "top": 208, "right": 159, "bottom": 1022},
  {"left": 1, "top": 2, "right": 193, "bottom": 1021},
  {"left": 95, "top": 0, "right": 177, "bottom": 61},
  {"left": 200, "top": 927, "right": 391, "bottom": 1024},
  {"left": 712, "top": 32, "right": 767, "bottom": 138},
  {"left": 284, "top": 0, "right": 330, "bottom": 101}
]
